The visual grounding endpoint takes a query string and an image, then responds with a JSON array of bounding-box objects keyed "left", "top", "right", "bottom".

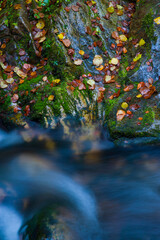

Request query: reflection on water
[{"left": 0, "top": 127, "right": 160, "bottom": 239}]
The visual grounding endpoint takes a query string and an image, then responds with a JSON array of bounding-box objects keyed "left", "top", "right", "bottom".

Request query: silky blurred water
[{"left": 0, "top": 127, "right": 160, "bottom": 239}]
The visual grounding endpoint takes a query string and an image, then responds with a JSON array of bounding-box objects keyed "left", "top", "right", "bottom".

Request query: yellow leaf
[
  {"left": 133, "top": 53, "right": 142, "bottom": 62},
  {"left": 79, "top": 50, "right": 85, "bottom": 55},
  {"left": 48, "top": 95, "right": 54, "bottom": 101},
  {"left": 119, "top": 35, "right": 127, "bottom": 42},
  {"left": 53, "top": 79, "right": 61, "bottom": 84},
  {"left": 107, "top": 6, "right": 114, "bottom": 13},
  {"left": 91, "top": 1, "right": 96, "bottom": 5},
  {"left": 96, "top": 65, "right": 104, "bottom": 71},
  {"left": 117, "top": 5, "right": 123, "bottom": 10},
  {"left": 121, "top": 102, "right": 128, "bottom": 109},
  {"left": 14, "top": 4, "right": 22, "bottom": 9},
  {"left": 58, "top": 33, "right": 64, "bottom": 40},
  {"left": 136, "top": 94, "right": 142, "bottom": 98},
  {"left": 139, "top": 38, "right": 145, "bottom": 46},
  {"left": 26, "top": 0, "right": 32, "bottom": 3},
  {"left": 154, "top": 17, "right": 160, "bottom": 25},
  {"left": 36, "top": 19, "right": 45, "bottom": 30}
]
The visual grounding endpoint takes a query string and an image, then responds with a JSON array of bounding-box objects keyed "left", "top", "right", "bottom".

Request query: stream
[{"left": 0, "top": 127, "right": 160, "bottom": 240}]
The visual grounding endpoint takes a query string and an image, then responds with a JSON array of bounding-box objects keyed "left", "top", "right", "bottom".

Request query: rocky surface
[{"left": 0, "top": 0, "right": 159, "bottom": 143}]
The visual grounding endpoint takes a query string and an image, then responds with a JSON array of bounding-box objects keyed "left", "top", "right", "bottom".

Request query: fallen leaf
[
  {"left": 74, "top": 59, "right": 83, "bottom": 65},
  {"left": 68, "top": 48, "right": 75, "bottom": 55},
  {"left": 116, "top": 110, "right": 126, "bottom": 121},
  {"left": 119, "top": 35, "right": 127, "bottom": 42},
  {"left": 139, "top": 38, "right": 145, "bottom": 46},
  {"left": 6, "top": 78, "right": 14, "bottom": 84},
  {"left": 58, "top": 33, "right": 64, "bottom": 40},
  {"left": 130, "top": 104, "right": 140, "bottom": 110},
  {"left": 65, "top": 6, "right": 71, "bottom": 12},
  {"left": 19, "top": 49, "right": 26, "bottom": 56},
  {"left": 11, "top": 94, "right": 19, "bottom": 103},
  {"left": 137, "top": 82, "right": 145, "bottom": 89},
  {"left": 39, "top": 36, "right": 46, "bottom": 43},
  {"left": 104, "top": 75, "right": 112, "bottom": 83},
  {"left": 78, "top": 82, "right": 86, "bottom": 90},
  {"left": 72, "top": 5, "right": 79, "bottom": 12},
  {"left": 14, "top": 67, "right": 27, "bottom": 79},
  {"left": 85, "top": 26, "right": 92, "bottom": 35},
  {"left": 93, "top": 55, "right": 103, "bottom": 66},
  {"left": 14, "top": 4, "right": 22, "bottom": 9},
  {"left": 62, "top": 39, "right": 71, "bottom": 47},
  {"left": 87, "top": 79, "right": 95, "bottom": 87},
  {"left": 96, "top": 65, "right": 104, "bottom": 71},
  {"left": 110, "top": 58, "right": 119, "bottom": 65},
  {"left": 107, "top": 6, "right": 114, "bottom": 13},
  {"left": 124, "top": 84, "right": 134, "bottom": 92},
  {"left": 133, "top": 53, "right": 142, "bottom": 62},
  {"left": 121, "top": 102, "right": 128, "bottom": 109},
  {"left": 0, "top": 81, "right": 8, "bottom": 88},
  {"left": 36, "top": 19, "right": 45, "bottom": 29},
  {"left": 42, "top": 76, "right": 48, "bottom": 81},
  {"left": 136, "top": 94, "right": 142, "bottom": 98},
  {"left": 111, "top": 31, "right": 119, "bottom": 40},
  {"left": 52, "top": 79, "right": 61, "bottom": 84},
  {"left": 26, "top": 0, "right": 32, "bottom": 3},
  {"left": 48, "top": 95, "right": 54, "bottom": 101},
  {"left": 154, "top": 17, "right": 160, "bottom": 24},
  {"left": 79, "top": 50, "right": 85, "bottom": 55}
]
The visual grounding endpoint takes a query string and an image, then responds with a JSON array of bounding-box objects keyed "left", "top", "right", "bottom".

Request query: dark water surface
[{"left": 0, "top": 127, "right": 160, "bottom": 240}]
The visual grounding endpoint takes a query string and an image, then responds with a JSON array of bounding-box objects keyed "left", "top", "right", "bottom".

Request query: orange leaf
[{"left": 116, "top": 110, "right": 126, "bottom": 121}]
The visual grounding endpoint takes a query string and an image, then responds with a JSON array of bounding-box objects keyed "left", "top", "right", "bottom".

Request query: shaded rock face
[
  {"left": 128, "top": 0, "right": 160, "bottom": 83},
  {"left": 104, "top": 0, "right": 160, "bottom": 141},
  {"left": 55, "top": 0, "right": 130, "bottom": 74}
]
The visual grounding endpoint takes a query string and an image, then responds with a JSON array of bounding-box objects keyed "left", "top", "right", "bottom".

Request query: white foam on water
[{"left": 0, "top": 204, "right": 22, "bottom": 240}]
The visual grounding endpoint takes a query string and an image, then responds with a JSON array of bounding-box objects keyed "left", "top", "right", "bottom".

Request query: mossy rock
[
  {"left": 21, "top": 205, "right": 75, "bottom": 240},
  {"left": 105, "top": 85, "right": 160, "bottom": 140}
]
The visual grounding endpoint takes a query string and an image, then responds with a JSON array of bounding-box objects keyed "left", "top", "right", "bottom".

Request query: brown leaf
[
  {"left": 137, "top": 82, "right": 145, "bottom": 90},
  {"left": 78, "top": 82, "right": 86, "bottom": 90},
  {"left": 130, "top": 104, "right": 140, "bottom": 110},
  {"left": 62, "top": 39, "right": 71, "bottom": 48},
  {"left": 68, "top": 48, "right": 75, "bottom": 55},
  {"left": 85, "top": 26, "right": 92, "bottom": 35},
  {"left": 111, "top": 31, "right": 119, "bottom": 40},
  {"left": 19, "top": 49, "right": 26, "bottom": 56},
  {"left": 72, "top": 5, "right": 79, "bottom": 12},
  {"left": 11, "top": 94, "right": 19, "bottom": 103},
  {"left": 65, "top": 6, "right": 71, "bottom": 12},
  {"left": 148, "top": 78, "right": 153, "bottom": 85},
  {"left": 123, "top": 84, "right": 134, "bottom": 92}
]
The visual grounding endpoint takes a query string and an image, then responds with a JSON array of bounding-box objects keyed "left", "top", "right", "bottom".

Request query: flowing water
[{"left": 0, "top": 127, "right": 160, "bottom": 240}]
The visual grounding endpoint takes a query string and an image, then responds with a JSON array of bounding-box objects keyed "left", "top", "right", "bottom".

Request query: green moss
[
  {"left": 141, "top": 107, "right": 155, "bottom": 126},
  {"left": 142, "top": 10, "right": 156, "bottom": 42},
  {"left": 0, "top": 90, "right": 11, "bottom": 113}
]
